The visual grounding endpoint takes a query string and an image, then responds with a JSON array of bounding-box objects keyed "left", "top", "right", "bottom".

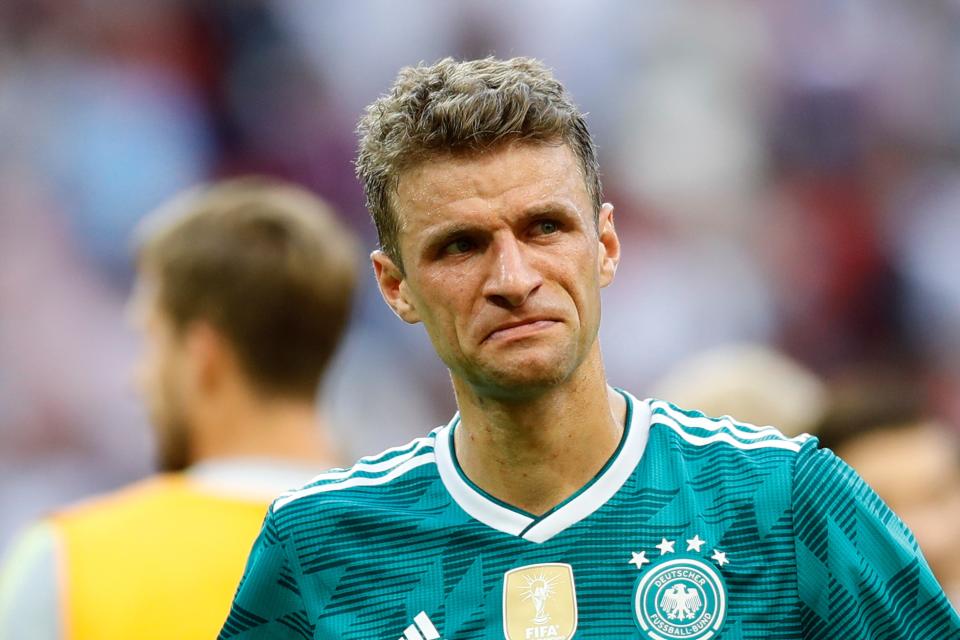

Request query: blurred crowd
[{"left": 1, "top": 0, "right": 959, "bottom": 601}]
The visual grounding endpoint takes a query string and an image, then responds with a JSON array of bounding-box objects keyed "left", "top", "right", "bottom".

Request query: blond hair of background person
[
  {"left": 0, "top": 177, "right": 358, "bottom": 640},
  {"left": 649, "top": 342, "right": 828, "bottom": 438}
]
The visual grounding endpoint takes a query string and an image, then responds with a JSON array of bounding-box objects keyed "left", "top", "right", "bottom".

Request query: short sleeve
[
  {"left": 792, "top": 439, "right": 960, "bottom": 638},
  {"left": 218, "top": 510, "right": 315, "bottom": 639}
]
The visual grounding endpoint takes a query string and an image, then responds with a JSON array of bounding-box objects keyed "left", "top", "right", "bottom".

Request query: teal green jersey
[{"left": 219, "top": 391, "right": 959, "bottom": 639}]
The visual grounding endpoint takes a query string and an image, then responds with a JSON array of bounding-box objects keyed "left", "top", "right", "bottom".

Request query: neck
[
  {"left": 192, "top": 392, "right": 340, "bottom": 469},
  {"left": 451, "top": 344, "right": 626, "bottom": 516}
]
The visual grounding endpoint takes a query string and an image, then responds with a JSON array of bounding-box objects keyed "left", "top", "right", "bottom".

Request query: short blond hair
[
  {"left": 356, "top": 57, "right": 601, "bottom": 270},
  {"left": 136, "top": 176, "right": 359, "bottom": 398}
]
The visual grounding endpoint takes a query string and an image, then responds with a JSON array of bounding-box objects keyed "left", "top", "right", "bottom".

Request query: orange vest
[{"left": 51, "top": 474, "right": 269, "bottom": 640}]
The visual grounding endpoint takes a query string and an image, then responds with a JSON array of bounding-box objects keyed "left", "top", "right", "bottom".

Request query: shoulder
[
  {"left": 48, "top": 474, "right": 273, "bottom": 559},
  {"left": 51, "top": 474, "right": 185, "bottom": 528},
  {"left": 270, "top": 429, "right": 441, "bottom": 517},
  {"left": 646, "top": 397, "right": 814, "bottom": 459},
  {"left": 642, "top": 398, "right": 825, "bottom": 525}
]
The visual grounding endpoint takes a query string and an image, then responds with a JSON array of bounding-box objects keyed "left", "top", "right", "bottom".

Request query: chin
[{"left": 471, "top": 351, "right": 579, "bottom": 397}]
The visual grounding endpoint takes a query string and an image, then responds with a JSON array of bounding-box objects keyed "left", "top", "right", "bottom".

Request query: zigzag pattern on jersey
[
  {"left": 219, "top": 515, "right": 316, "bottom": 640},
  {"left": 272, "top": 430, "right": 440, "bottom": 512},
  {"left": 648, "top": 399, "right": 812, "bottom": 452},
  {"left": 648, "top": 394, "right": 808, "bottom": 624},
  {"left": 260, "top": 432, "right": 445, "bottom": 637},
  {"left": 388, "top": 480, "right": 687, "bottom": 637},
  {"left": 218, "top": 605, "right": 266, "bottom": 638},
  {"left": 792, "top": 441, "right": 959, "bottom": 639},
  {"left": 644, "top": 415, "right": 806, "bottom": 639}
]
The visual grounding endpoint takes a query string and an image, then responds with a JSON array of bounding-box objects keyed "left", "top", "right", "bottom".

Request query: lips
[{"left": 483, "top": 318, "right": 559, "bottom": 343}]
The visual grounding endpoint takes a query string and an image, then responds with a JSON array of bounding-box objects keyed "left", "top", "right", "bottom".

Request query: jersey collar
[
  {"left": 434, "top": 389, "right": 651, "bottom": 543},
  {"left": 186, "top": 458, "right": 320, "bottom": 501}
]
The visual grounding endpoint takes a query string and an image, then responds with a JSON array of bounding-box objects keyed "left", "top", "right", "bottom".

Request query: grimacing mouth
[{"left": 481, "top": 316, "right": 562, "bottom": 343}]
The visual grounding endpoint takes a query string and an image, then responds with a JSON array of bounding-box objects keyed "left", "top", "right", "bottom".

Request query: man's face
[
  {"left": 375, "top": 142, "right": 619, "bottom": 399},
  {"left": 129, "top": 279, "right": 193, "bottom": 471}
]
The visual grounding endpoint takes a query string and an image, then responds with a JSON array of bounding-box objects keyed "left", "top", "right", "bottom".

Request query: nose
[{"left": 481, "top": 235, "right": 542, "bottom": 308}]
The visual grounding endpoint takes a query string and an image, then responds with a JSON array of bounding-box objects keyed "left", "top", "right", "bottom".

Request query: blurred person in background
[
  {"left": 835, "top": 420, "right": 960, "bottom": 608},
  {"left": 816, "top": 375, "right": 960, "bottom": 609},
  {"left": 0, "top": 177, "right": 358, "bottom": 640},
  {"left": 219, "top": 57, "right": 958, "bottom": 639}
]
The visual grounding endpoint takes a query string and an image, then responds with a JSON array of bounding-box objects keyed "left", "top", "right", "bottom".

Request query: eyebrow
[
  {"left": 520, "top": 200, "right": 580, "bottom": 218},
  {"left": 419, "top": 222, "right": 482, "bottom": 255}
]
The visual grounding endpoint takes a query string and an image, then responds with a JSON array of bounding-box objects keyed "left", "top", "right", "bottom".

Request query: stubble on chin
[{"left": 464, "top": 346, "right": 580, "bottom": 400}]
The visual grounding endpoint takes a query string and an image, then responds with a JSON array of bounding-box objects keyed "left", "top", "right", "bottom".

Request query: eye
[
  {"left": 532, "top": 219, "right": 561, "bottom": 236},
  {"left": 442, "top": 237, "right": 475, "bottom": 256}
]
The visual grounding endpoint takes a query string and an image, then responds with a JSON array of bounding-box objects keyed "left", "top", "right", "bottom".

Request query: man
[
  {"left": 0, "top": 177, "right": 358, "bottom": 640},
  {"left": 219, "top": 58, "right": 959, "bottom": 639}
]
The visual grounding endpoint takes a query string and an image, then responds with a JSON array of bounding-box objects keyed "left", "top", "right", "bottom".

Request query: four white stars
[{"left": 629, "top": 535, "right": 730, "bottom": 569}]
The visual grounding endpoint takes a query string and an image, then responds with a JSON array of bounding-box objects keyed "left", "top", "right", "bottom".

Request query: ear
[
  {"left": 371, "top": 250, "right": 421, "bottom": 324},
  {"left": 597, "top": 203, "right": 620, "bottom": 288}
]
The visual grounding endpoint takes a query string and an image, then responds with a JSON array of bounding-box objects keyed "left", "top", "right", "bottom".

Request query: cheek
[
  {"left": 417, "top": 273, "right": 477, "bottom": 333},
  {"left": 139, "top": 344, "right": 183, "bottom": 415},
  {"left": 555, "top": 270, "right": 603, "bottom": 343},
  {"left": 135, "top": 347, "right": 161, "bottom": 401}
]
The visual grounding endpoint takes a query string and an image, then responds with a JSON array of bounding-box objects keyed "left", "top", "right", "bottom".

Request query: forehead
[{"left": 393, "top": 142, "right": 591, "bottom": 235}]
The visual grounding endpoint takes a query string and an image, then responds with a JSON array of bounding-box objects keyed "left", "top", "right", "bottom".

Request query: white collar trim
[
  {"left": 186, "top": 457, "right": 322, "bottom": 501},
  {"left": 434, "top": 390, "right": 651, "bottom": 543}
]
